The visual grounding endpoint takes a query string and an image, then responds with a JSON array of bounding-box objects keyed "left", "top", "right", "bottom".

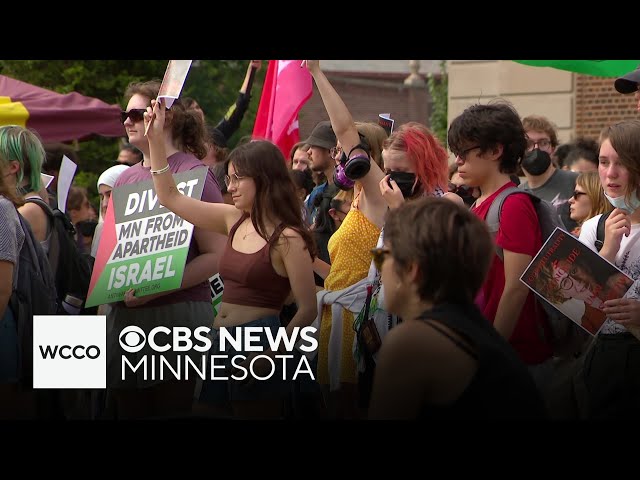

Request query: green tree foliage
[
  {"left": 427, "top": 60, "right": 448, "bottom": 147},
  {"left": 0, "top": 60, "right": 265, "bottom": 208}
]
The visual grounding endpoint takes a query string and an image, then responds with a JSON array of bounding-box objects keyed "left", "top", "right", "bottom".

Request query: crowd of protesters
[{"left": 2, "top": 60, "right": 640, "bottom": 420}]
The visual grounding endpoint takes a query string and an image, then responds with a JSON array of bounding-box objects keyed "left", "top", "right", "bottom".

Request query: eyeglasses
[
  {"left": 330, "top": 146, "right": 343, "bottom": 159},
  {"left": 559, "top": 275, "right": 588, "bottom": 293},
  {"left": 453, "top": 145, "right": 481, "bottom": 162},
  {"left": 121, "top": 109, "right": 147, "bottom": 124},
  {"left": 370, "top": 247, "right": 391, "bottom": 271},
  {"left": 224, "top": 172, "right": 247, "bottom": 188},
  {"left": 572, "top": 191, "right": 587, "bottom": 200},
  {"left": 526, "top": 138, "right": 552, "bottom": 150}
]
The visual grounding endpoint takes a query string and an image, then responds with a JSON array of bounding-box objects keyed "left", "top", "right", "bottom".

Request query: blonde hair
[
  {"left": 355, "top": 121, "right": 387, "bottom": 169},
  {"left": 334, "top": 188, "right": 354, "bottom": 204},
  {"left": 576, "top": 171, "right": 613, "bottom": 222}
]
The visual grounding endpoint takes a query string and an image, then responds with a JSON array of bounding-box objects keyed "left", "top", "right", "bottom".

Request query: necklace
[{"left": 242, "top": 221, "right": 255, "bottom": 240}]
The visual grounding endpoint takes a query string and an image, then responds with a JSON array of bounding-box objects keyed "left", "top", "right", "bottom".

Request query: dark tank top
[
  {"left": 218, "top": 214, "right": 291, "bottom": 310},
  {"left": 418, "top": 303, "right": 548, "bottom": 420}
]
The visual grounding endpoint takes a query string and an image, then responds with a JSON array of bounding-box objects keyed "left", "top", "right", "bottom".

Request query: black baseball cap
[
  {"left": 615, "top": 66, "right": 640, "bottom": 94},
  {"left": 302, "top": 121, "right": 336, "bottom": 150}
]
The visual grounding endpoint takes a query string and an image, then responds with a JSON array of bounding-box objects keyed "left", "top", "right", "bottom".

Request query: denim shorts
[
  {"left": 199, "top": 315, "right": 294, "bottom": 403},
  {"left": 0, "top": 307, "right": 18, "bottom": 383}
]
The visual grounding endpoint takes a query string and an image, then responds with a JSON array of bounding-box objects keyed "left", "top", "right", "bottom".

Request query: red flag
[{"left": 252, "top": 60, "right": 312, "bottom": 158}]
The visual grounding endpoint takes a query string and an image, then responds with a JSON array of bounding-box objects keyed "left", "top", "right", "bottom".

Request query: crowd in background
[{"left": 2, "top": 61, "right": 640, "bottom": 420}]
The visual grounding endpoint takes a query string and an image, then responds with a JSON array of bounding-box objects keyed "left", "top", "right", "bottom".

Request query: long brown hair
[
  {"left": 228, "top": 140, "right": 317, "bottom": 259},
  {"left": 124, "top": 81, "right": 208, "bottom": 159}
]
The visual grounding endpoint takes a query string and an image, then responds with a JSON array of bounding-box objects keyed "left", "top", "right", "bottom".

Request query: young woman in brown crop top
[{"left": 145, "top": 99, "right": 317, "bottom": 418}]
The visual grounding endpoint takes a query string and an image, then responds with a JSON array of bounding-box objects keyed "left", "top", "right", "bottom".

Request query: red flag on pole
[{"left": 252, "top": 60, "right": 313, "bottom": 158}]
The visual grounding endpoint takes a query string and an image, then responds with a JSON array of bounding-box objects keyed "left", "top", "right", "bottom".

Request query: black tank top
[{"left": 417, "top": 303, "right": 548, "bottom": 420}]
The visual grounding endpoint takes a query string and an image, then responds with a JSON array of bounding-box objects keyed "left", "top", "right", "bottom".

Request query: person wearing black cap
[
  {"left": 302, "top": 120, "right": 338, "bottom": 224},
  {"left": 614, "top": 65, "right": 640, "bottom": 112}
]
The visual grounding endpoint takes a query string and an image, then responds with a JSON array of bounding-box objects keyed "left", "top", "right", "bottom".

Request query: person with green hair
[{"left": 0, "top": 125, "right": 50, "bottom": 253}]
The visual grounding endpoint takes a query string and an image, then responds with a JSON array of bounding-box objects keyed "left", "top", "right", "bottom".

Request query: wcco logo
[
  {"left": 33, "top": 316, "right": 106, "bottom": 389},
  {"left": 39, "top": 344, "right": 101, "bottom": 360}
]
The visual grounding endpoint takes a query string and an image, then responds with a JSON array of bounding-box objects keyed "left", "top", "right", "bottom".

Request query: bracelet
[{"left": 150, "top": 164, "right": 170, "bottom": 175}]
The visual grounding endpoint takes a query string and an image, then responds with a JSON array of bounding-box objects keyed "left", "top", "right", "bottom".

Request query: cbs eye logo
[{"left": 119, "top": 326, "right": 146, "bottom": 353}]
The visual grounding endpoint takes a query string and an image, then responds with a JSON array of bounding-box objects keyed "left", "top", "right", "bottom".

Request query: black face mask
[
  {"left": 389, "top": 171, "right": 419, "bottom": 198},
  {"left": 521, "top": 148, "right": 551, "bottom": 176},
  {"left": 449, "top": 183, "right": 477, "bottom": 207}
]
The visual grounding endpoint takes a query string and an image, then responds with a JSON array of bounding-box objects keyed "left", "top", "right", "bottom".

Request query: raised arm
[
  {"left": 145, "top": 99, "right": 240, "bottom": 236},
  {"left": 305, "top": 60, "right": 385, "bottom": 202},
  {"left": 215, "top": 60, "right": 261, "bottom": 141}
]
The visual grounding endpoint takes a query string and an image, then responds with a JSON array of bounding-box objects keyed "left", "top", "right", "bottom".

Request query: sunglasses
[
  {"left": 572, "top": 191, "right": 587, "bottom": 200},
  {"left": 370, "top": 247, "right": 391, "bottom": 271},
  {"left": 120, "top": 108, "right": 147, "bottom": 124}
]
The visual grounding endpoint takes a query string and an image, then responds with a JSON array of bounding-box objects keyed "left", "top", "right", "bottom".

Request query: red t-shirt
[{"left": 472, "top": 182, "right": 553, "bottom": 365}]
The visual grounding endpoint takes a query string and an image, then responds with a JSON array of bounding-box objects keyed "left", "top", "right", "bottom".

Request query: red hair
[{"left": 384, "top": 122, "right": 449, "bottom": 195}]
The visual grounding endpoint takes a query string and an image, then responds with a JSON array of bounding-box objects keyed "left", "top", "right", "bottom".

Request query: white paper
[
  {"left": 41, "top": 173, "right": 54, "bottom": 189},
  {"left": 157, "top": 60, "right": 192, "bottom": 109},
  {"left": 57, "top": 155, "right": 77, "bottom": 213}
]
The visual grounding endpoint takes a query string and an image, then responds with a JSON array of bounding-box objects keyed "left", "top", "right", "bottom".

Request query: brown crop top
[{"left": 218, "top": 214, "right": 291, "bottom": 310}]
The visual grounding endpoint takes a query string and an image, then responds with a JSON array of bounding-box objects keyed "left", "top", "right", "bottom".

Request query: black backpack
[
  {"left": 25, "top": 197, "right": 96, "bottom": 315},
  {"left": 484, "top": 187, "right": 589, "bottom": 357},
  {"left": 594, "top": 211, "right": 614, "bottom": 252},
  {"left": 9, "top": 211, "right": 58, "bottom": 388}
]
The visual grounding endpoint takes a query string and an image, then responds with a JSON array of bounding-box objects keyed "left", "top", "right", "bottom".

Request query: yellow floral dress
[{"left": 318, "top": 204, "right": 381, "bottom": 386}]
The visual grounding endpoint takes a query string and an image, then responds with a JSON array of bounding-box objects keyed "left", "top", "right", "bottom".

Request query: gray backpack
[{"left": 484, "top": 186, "right": 589, "bottom": 357}]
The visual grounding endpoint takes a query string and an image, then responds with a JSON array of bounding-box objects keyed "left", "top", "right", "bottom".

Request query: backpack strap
[
  {"left": 594, "top": 210, "right": 613, "bottom": 252},
  {"left": 24, "top": 196, "right": 54, "bottom": 217},
  {"left": 485, "top": 186, "right": 538, "bottom": 261}
]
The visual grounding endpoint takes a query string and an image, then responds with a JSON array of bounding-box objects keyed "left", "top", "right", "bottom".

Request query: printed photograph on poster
[{"left": 520, "top": 227, "right": 634, "bottom": 335}]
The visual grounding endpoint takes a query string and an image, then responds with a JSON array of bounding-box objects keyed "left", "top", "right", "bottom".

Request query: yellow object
[
  {"left": 318, "top": 208, "right": 381, "bottom": 385},
  {"left": 0, "top": 98, "right": 29, "bottom": 127}
]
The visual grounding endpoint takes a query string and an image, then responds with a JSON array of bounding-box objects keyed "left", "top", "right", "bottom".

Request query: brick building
[
  {"left": 575, "top": 74, "right": 638, "bottom": 138},
  {"left": 448, "top": 60, "right": 638, "bottom": 145},
  {"left": 298, "top": 60, "right": 441, "bottom": 140}
]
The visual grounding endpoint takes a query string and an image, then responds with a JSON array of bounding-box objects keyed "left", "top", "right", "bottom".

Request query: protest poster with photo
[
  {"left": 85, "top": 168, "right": 207, "bottom": 307},
  {"left": 520, "top": 227, "right": 635, "bottom": 336}
]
